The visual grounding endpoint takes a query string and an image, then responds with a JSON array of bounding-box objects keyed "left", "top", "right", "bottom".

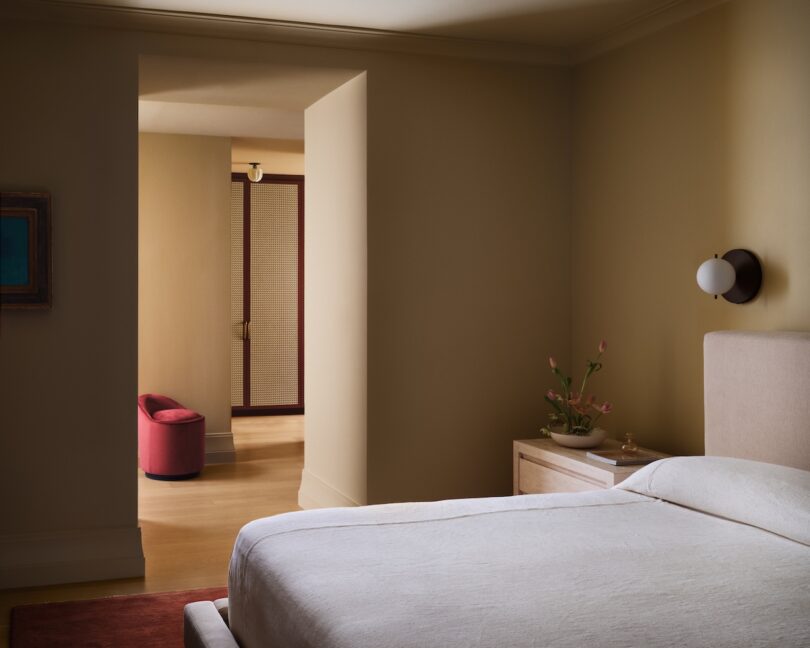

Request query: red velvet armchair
[{"left": 138, "top": 394, "right": 205, "bottom": 480}]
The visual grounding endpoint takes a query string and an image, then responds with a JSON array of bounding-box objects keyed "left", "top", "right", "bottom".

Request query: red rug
[{"left": 10, "top": 586, "right": 227, "bottom": 648}]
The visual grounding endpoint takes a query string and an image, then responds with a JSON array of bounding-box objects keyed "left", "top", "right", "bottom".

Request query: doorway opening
[{"left": 136, "top": 54, "right": 366, "bottom": 589}]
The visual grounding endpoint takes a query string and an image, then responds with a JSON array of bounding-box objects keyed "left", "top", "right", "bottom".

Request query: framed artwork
[{"left": 1, "top": 192, "right": 52, "bottom": 309}]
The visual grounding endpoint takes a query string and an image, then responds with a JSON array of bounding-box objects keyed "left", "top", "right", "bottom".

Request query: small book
[{"left": 586, "top": 450, "right": 661, "bottom": 466}]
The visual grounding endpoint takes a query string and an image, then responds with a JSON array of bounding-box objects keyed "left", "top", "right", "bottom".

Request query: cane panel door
[{"left": 231, "top": 173, "right": 303, "bottom": 415}]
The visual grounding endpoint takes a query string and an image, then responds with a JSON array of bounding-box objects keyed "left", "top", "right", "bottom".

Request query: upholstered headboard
[{"left": 704, "top": 331, "right": 810, "bottom": 470}]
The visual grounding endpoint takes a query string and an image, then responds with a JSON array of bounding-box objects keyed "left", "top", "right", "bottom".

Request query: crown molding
[
  {"left": 9, "top": 0, "right": 570, "bottom": 67},
  {"left": 5, "top": 0, "right": 730, "bottom": 68},
  {"left": 573, "top": 0, "right": 731, "bottom": 63}
]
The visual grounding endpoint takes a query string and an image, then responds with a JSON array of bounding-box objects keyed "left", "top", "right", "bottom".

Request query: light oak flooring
[{"left": 0, "top": 415, "right": 304, "bottom": 646}]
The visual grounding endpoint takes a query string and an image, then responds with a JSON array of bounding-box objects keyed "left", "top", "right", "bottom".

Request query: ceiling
[
  {"left": 57, "top": 0, "right": 684, "bottom": 49},
  {"left": 138, "top": 56, "right": 361, "bottom": 138},
  {"left": 140, "top": 57, "right": 360, "bottom": 111},
  {"left": 138, "top": 100, "right": 305, "bottom": 138}
]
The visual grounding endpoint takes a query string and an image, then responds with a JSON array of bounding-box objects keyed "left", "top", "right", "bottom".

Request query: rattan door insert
[{"left": 231, "top": 173, "right": 304, "bottom": 415}]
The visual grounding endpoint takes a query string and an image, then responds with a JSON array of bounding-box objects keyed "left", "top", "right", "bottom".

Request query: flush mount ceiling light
[
  {"left": 696, "top": 249, "right": 762, "bottom": 303},
  {"left": 247, "top": 162, "right": 263, "bottom": 183}
]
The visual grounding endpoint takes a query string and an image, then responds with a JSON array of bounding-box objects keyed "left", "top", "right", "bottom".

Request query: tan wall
[
  {"left": 3, "top": 0, "right": 806, "bottom": 588},
  {"left": 138, "top": 133, "right": 233, "bottom": 460},
  {"left": 366, "top": 59, "right": 571, "bottom": 503},
  {"left": 301, "top": 74, "right": 367, "bottom": 507},
  {"left": 0, "top": 21, "right": 144, "bottom": 587},
  {"left": 0, "top": 12, "right": 571, "bottom": 583},
  {"left": 231, "top": 137, "right": 304, "bottom": 176},
  {"left": 572, "top": 0, "right": 810, "bottom": 456}
]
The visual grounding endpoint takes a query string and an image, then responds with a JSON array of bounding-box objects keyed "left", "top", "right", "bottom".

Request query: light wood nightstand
[{"left": 513, "top": 438, "right": 668, "bottom": 495}]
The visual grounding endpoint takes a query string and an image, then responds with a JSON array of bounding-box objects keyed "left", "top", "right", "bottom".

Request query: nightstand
[{"left": 512, "top": 438, "right": 668, "bottom": 495}]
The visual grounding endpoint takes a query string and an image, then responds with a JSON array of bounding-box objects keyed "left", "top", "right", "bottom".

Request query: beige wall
[
  {"left": 0, "top": 10, "right": 571, "bottom": 584},
  {"left": 301, "top": 74, "right": 368, "bottom": 507},
  {"left": 231, "top": 137, "right": 304, "bottom": 176},
  {"left": 366, "top": 59, "right": 571, "bottom": 503},
  {"left": 7, "top": 0, "right": 804, "bottom": 589},
  {"left": 0, "top": 21, "right": 144, "bottom": 587},
  {"left": 138, "top": 133, "right": 234, "bottom": 461},
  {"left": 572, "top": 0, "right": 810, "bottom": 456}
]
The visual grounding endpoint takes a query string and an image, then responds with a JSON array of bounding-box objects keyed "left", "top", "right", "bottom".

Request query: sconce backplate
[{"left": 722, "top": 249, "right": 762, "bottom": 304}]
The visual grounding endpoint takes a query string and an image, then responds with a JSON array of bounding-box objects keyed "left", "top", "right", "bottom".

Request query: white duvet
[{"left": 228, "top": 457, "right": 810, "bottom": 648}]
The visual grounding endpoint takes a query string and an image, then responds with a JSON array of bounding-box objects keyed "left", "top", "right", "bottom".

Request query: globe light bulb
[{"left": 696, "top": 257, "right": 736, "bottom": 295}]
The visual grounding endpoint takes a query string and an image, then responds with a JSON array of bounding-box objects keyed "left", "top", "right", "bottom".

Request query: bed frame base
[{"left": 184, "top": 598, "right": 240, "bottom": 648}]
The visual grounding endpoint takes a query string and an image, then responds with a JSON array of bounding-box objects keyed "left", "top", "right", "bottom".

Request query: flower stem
[{"left": 578, "top": 350, "right": 602, "bottom": 401}]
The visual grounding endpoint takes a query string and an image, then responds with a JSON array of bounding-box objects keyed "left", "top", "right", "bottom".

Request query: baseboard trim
[
  {"left": 298, "top": 469, "right": 361, "bottom": 509},
  {"left": 232, "top": 406, "right": 304, "bottom": 416},
  {"left": 0, "top": 525, "right": 145, "bottom": 589},
  {"left": 205, "top": 432, "right": 236, "bottom": 465}
]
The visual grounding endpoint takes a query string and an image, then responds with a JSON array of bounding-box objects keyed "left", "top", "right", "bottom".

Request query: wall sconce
[
  {"left": 696, "top": 249, "right": 762, "bottom": 303},
  {"left": 247, "top": 162, "right": 264, "bottom": 183}
]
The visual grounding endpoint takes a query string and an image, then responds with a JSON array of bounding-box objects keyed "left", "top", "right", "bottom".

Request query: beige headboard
[{"left": 704, "top": 331, "right": 810, "bottom": 470}]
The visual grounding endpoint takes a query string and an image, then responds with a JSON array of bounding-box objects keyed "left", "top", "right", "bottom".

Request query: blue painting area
[{"left": 0, "top": 216, "right": 30, "bottom": 286}]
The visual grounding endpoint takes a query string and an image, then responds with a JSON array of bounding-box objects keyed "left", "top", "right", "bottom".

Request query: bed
[{"left": 185, "top": 331, "right": 810, "bottom": 647}]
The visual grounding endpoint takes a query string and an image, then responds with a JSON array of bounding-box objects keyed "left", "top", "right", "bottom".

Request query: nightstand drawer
[
  {"left": 517, "top": 458, "right": 600, "bottom": 495},
  {"left": 513, "top": 439, "right": 668, "bottom": 495}
]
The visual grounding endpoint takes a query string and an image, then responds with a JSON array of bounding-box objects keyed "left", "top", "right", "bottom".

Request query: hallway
[{"left": 139, "top": 414, "right": 304, "bottom": 591}]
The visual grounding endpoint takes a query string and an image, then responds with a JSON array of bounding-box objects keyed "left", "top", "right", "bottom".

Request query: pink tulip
[
  {"left": 549, "top": 357, "right": 557, "bottom": 369},
  {"left": 594, "top": 401, "right": 613, "bottom": 414},
  {"left": 598, "top": 339, "right": 607, "bottom": 353},
  {"left": 546, "top": 390, "right": 560, "bottom": 401},
  {"left": 567, "top": 391, "right": 582, "bottom": 406}
]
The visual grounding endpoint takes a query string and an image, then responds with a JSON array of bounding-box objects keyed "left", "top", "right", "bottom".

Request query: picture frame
[{"left": 1, "top": 192, "right": 52, "bottom": 309}]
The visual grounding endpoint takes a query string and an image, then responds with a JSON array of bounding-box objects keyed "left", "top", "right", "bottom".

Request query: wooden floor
[{"left": 0, "top": 415, "right": 304, "bottom": 646}]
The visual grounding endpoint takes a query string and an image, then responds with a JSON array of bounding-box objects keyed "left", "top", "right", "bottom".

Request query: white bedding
[{"left": 228, "top": 458, "right": 810, "bottom": 648}]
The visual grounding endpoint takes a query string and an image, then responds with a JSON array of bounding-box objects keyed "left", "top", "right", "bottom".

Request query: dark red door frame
[{"left": 231, "top": 172, "right": 304, "bottom": 417}]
